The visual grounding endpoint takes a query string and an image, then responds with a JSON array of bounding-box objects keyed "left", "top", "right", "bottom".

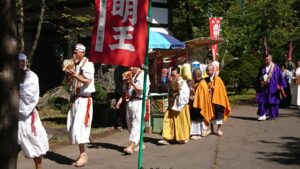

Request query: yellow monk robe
[
  {"left": 162, "top": 81, "right": 190, "bottom": 142},
  {"left": 193, "top": 79, "right": 214, "bottom": 124},
  {"left": 162, "top": 105, "right": 190, "bottom": 141},
  {"left": 211, "top": 76, "right": 231, "bottom": 120}
]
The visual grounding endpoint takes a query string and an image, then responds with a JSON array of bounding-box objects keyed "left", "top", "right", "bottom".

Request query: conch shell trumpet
[
  {"left": 122, "top": 71, "right": 133, "bottom": 80},
  {"left": 62, "top": 59, "right": 75, "bottom": 71},
  {"left": 171, "top": 77, "right": 184, "bottom": 91}
]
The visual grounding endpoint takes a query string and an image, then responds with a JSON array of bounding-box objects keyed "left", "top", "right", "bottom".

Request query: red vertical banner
[
  {"left": 90, "top": 0, "right": 150, "bottom": 67},
  {"left": 209, "top": 17, "right": 222, "bottom": 61}
]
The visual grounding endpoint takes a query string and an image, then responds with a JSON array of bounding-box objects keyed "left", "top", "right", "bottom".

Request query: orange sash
[{"left": 84, "top": 97, "right": 92, "bottom": 127}]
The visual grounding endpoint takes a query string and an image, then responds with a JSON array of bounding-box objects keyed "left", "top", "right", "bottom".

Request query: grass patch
[
  {"left": 228, "top": 89, "right": 256, "bottom": 105},
  {"left": 39, "top": 104, "right": 115, "bottom": 148},
  {"left": 40, "top": 108, "right": 67, "bottom": 129}
]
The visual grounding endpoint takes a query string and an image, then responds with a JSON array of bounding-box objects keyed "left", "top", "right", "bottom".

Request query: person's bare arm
[{"left": 65, "top": 69, "right": 91, "bottom": 85}]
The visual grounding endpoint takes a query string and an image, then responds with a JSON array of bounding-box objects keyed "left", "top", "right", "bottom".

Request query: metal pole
[{"left": 137, "top": 0, "right": 152, "bottom": 169}]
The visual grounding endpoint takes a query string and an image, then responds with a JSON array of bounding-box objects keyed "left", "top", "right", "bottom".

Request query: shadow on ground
[
  {"left": 279, "top": 111, "right": 300, "bottom": 119},
  {"left": 87, "top": 142, "right": 124, "bottom": 153},
  {"left": 45, "top": 151, "right": 74, "bottom": 165},
  {"left": 229, "top": 115, "right": 258, "bottom": 121},
  {"left": 235, "top": 100, "right": 257, "bottom": 106},
  {"left": 144, "top": 136, "right": 161, "bottom": 145},
  {"left": 257, "top": 137, "right": 300, "bottom": 166},
  {"left": 42, "top": 117, "right": 66, "bottom": 125},
  {"left": 230, "top": 109, "right": 300, "bottom": 121}
]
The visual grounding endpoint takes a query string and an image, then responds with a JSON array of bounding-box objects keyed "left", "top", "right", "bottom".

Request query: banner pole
[{"left": 138, "top": 0, "right": 152, "bottom": 169}]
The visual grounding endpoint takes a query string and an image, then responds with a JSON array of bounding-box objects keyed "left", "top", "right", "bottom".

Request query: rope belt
[
  {"left": 129, "top": 96, "right": 149, "bottom": 100},
  {"left": 30, "top": 110, "right": 37, "bottom": 136},
  {"left": 130, "top": 97, "right": 143, "bottom": 100}
]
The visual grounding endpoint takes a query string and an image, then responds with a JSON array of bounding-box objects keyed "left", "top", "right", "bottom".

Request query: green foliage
[
  {"left": 61, "top": 77, "right": 68, "bottom": 90},
  {"left": 172, "top": 0, "right": 300, "bottom": 91},
  {"left": 228, "top": 89, "right": 256, "bottom": 105},
  {"left": 42, "top": 4, "right": 94, "bottom": 41},
  {"left": 220, "top": 55, "right": 260, "bottom": 92},
  {"left": 47, "top": 96, "right": 69, "bottom": 113},
  {"left": 92, "top": 81, "right": 108, "bottom": 104}
]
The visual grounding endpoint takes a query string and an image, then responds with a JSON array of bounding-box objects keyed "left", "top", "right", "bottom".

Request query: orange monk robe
[
  {"left": 212, "top": 76, "right": 231, "bottom": 120},
  {"left": 193, "top": 79, "right": 214, "bottom": 124}
]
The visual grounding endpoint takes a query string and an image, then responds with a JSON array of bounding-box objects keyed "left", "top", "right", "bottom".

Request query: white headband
[{"left": 75, "top": 44, "right": 86, "bottom": 52}]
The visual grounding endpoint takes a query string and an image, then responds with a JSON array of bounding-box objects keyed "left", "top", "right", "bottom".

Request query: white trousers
[
  {"left": 210, "top": 119, "right": 223, "bottom": 125},
  {"left": 126, "top": 99, "right": 143, "bottom": 144},
  {"left": 190, "top": 121, "right": 207, "bottom": 135}
]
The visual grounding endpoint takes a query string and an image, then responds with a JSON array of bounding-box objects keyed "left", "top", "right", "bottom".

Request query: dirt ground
[{"left": 17, "top": 104, "right": 300, "bottom": 169}]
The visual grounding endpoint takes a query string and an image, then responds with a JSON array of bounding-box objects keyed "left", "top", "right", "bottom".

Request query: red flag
[
  {"left": 209, "top": 17, "right": 222, "bottom": 61},
  {"left": 90, "top": 0, "right": 149, "bottom": 67}
]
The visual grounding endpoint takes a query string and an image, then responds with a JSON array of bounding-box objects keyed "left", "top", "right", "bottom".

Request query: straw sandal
[
  {"left": 74, "top": 152, "right": 88, "bottom": 167},
  {"left": 202, "top": 129, "right": 212, "bottom": 137},
  {"left": 190, "top": 135, "right": 202, "bottom": 140},
  {"left": 133, "top": 144, "right": 146, "bottom": 152},
  {"left": 124, "top": 143, "right": 135, "bottom": 155},
  {"left": 216, "top": 130, "right": 223, "bottom": 136},
  {"left": 158, "top": 140, "right": 169, "bottom": 145}
]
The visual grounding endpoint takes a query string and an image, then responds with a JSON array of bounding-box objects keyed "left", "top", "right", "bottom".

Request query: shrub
[
  {"left": 47, "top": 96, "right": 69, "bottom": 113},
  {"left": 93, "top": 81, "right": 108, "bottom": 104}
]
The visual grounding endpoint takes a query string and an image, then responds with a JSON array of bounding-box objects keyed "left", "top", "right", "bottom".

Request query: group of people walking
[
  {"left": 157, "top": 64, "right": 231, "bottom": 145},
  {"left": 19, "top": 44, "right": 300, "bottom": 168},
  {"left": 18, "top": 45, "right": 233, "bottom": 168},
  {"left": 112, "top": 62, "right": 232, "bottom": 154}
]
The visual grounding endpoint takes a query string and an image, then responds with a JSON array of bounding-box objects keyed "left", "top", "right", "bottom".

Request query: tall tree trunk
[
  {"left": 287, "top": 41, "right": 295, "bottom": 61},
  {"left": 263, "top": 37, "right": 269, "bottom": 57},
  {"left": 0, "top": 0, "right": 20, "bottom": 169},
  {"left": 185, "top": 1, "right": 193, "bottom": 39},
  {"left": 29, "top": 0, "right": 46, "bottom": 63},
  {"left": 16, "top": 0, "right": 24, "bottom": 51}
]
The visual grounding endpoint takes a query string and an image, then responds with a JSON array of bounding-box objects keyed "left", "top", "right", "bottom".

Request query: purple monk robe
[{"left": 254, "top": 64, "right": 287, "bottom": 105}]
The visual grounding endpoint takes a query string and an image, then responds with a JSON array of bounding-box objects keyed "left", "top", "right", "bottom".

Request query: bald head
[
  {"left": 193, "top": 69, "right": 202, "bottom": 82},
  {"left": 265, "top": 55, "right": 273, "bottom": 66},
  {"left": 206, "top": 64, "right": 214, "bottom": 77}
]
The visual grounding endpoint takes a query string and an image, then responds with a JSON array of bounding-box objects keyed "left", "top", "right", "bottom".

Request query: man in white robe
[
  {"left": 116, "top": 67, "right": 150, "bottom": 154},
  {"left": 65, "top": 44, "right": 95, "bottom": 167},
  {"left": 158, "top": 66, "right": 191, "bottom": 145},
  {"left": 18, "top": 53, "right": 49, "bottom": 169}
]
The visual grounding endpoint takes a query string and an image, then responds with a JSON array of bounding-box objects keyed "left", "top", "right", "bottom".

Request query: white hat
[
  {"left": 75, "top": 44, "right": 86, "bottom": 52},
  {"left": 18, "top": 53, "right": 27, "bottom": 60}
]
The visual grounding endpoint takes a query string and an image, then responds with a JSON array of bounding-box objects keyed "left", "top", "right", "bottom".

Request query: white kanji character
[
  {"left": 111, "top": 0, "right": 124, "bottom": 17},
  {"left": 213, "top": 23, "right": 220, "bottom": 37},
  {"left": 111, "top": 0, "right": 137, "bottom": 25},
  {"left": 122, "top": 0, "right": 137, "bottom": 25},
  {"left": 109, "top": 26, "right": 135, "bottom": 52}
]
